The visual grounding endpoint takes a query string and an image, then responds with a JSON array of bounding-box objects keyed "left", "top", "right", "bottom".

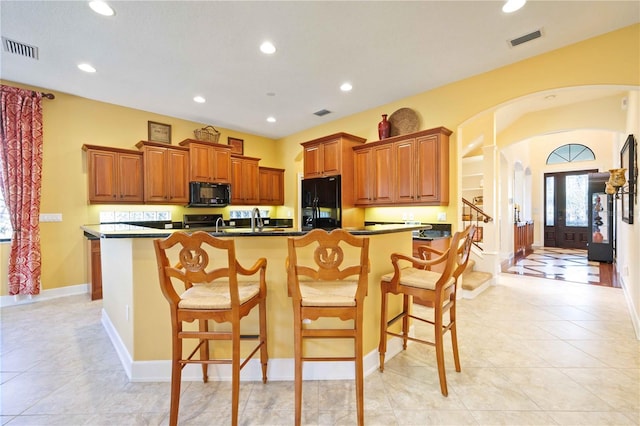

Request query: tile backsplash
[
  {"left": 229, "top": 210, "right": 269, "bottom": 218},
  {"left": 100, "top": 210, "right": 171, "bottom": 223}
]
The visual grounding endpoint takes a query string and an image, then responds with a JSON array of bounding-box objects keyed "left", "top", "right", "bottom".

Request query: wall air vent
[
  {"left": 2, "top": 37, "right": 39, "bottom": 59},
  {"left": 314, "top": 109, "right": 331, "bottom": 117},
  {"left": 509, "top": 29, "right": 542, "bottom": 47}
]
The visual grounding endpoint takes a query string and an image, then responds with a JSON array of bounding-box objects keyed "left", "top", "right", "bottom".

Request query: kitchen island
[{"left": 81, "top": 224, "right": 428, "bottom": 382}]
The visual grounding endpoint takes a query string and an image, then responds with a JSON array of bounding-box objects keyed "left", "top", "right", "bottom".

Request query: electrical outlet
[
  {"left": 40, "top": 213, "right": 62, "bottom": 222},
  {"left": 437, "top": 212, "right": 447, "bottom": 222}
]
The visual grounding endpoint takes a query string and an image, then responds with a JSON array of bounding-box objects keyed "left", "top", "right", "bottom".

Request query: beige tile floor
[{"left": 1, "top": 273, "right": 639, "bottom": 425}]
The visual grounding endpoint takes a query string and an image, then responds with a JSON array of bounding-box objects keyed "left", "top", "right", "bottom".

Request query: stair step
[
  {"left": 461, "top": 270, "right": 493, "bottom": 291},
  {"left": 465, "top": 259, "right": 476, "bottom": 272}
]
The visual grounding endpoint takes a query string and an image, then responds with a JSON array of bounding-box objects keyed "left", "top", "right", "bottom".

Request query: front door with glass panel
[{"left": 544, "top": 170, "right": 596, "bottom": 248}]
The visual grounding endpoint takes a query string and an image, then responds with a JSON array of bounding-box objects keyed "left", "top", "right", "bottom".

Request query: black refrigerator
[
  {"left": 301, "top": 176, "right": 341, "bottom": 231},
  {"left": 587, "top": 172, "right": 614, "bottom": 262}
]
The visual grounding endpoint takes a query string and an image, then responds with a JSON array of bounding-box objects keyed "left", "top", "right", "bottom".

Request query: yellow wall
[
  {"left": 276, "top": 24, "right": 639, "bottom": 230},
  {"left": 0, "top": 85, "right": 279, "bottom": 295},
  {"left": 1, "top": 24, "right": 638, "bottom": 296}
]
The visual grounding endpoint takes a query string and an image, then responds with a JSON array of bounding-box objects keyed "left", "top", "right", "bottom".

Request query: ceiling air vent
[
  {"left": 314, "top": 109, "right": 331, "bottom": 117},
  {"left": 2, "top": 37, "right": 39, "bottom": 59},
  {"left": 509, "top": 29, "right": 542, "bottom": 47}
]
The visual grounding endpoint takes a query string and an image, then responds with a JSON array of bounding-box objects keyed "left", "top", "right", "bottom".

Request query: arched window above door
[{"left": 546, "top": 144, "right": 595, "bottom": 165}]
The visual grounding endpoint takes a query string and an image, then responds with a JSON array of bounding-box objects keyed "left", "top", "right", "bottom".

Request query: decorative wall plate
[{"left": 388, "top": 108, "right": 419, "bottom": 136}]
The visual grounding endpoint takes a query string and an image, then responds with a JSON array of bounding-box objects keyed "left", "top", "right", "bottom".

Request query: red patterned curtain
[{"left": 0, "top": 85, "right": 43, "bottom": 295}]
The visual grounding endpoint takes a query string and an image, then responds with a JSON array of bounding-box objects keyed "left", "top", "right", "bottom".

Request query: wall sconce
[{"left": 604, "top": 168, "right": 627, "bottom": 198}]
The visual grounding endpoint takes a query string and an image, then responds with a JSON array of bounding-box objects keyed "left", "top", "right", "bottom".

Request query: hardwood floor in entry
[{"left": 502, "top": 247, "right": 619, "bottom": 288}]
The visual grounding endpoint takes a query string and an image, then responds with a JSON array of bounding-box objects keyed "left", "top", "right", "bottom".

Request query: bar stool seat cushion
[
  {"left": 299, "top": 280, "right": 358, "bottom": 307},
  {"left": 380, "top": 268, "right": 454, "bottom": 291},
  {"left": 179, "top": 281, "right": 260, "bottom": 309}
]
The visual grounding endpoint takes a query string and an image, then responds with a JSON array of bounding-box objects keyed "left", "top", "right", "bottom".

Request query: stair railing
[{"left": 462, "top": 198, "right": 493, "bottom": 250}]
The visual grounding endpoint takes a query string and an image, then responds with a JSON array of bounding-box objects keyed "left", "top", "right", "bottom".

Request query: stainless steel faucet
[
  {"left": 251, "top": 208, "right": 263, "bottom": 232},
  {"left": 215, "top": 217, "right": 225, "bottom": 232}
]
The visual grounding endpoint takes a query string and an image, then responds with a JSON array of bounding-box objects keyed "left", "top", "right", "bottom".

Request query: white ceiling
[{"left": 1, "top": 1, "right": 638, "bottom": 140}]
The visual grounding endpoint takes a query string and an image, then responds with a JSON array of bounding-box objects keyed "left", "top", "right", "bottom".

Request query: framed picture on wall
[
  {"left": 621, "top": 134, "right": 636, "bottom": 224},
  {"left": 228, "top": 137, "right": 244, "bottom": 155},
  {"left": 148, "top": 121, "right": 172, "bottom": 143}
]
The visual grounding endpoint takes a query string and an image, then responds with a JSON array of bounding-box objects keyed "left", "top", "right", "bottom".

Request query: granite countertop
[{"left": 81, "top": 223, "right": 431, "bottom": 239}]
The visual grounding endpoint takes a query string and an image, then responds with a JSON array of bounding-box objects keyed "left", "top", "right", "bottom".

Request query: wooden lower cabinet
[
  {"left": 514, "top": 221, "right": 534, "bottom": 257},
  {"left": 89, "top": 239, "right": 102, "bottom": 300},
  {"left": 412, "top": 237, "right": 451, "bottom": 307},
  {"left": 412, "top": 237, "right": 451, "bottom": 273}
]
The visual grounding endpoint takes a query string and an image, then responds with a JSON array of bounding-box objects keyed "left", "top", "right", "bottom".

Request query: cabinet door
[
  {"left": 353, "top": 149, "right": 373, "bottom": 205},
  {"left": 143, "top": 146, "right": 168, "bottom": 202},
  {"left": 303, "top": 144, "right": 322, "bottom": 178},
  {"left": 166, "top": 148, "right": 189, "bottom": 203},
  {"left": 244, "top": 160, "right": 260, "bottom": 205},
  {"left": 231, "top": 157, "right": 260, "bottom": 205},
  {"left": 259, "top": 168, "right": 284, "bottom": 205},
  {"left": 415, "top": 135, "right": 440, "bottom": 203},
  {"left": 272, "top": 170, "right": 284, "bottom": 205},
  {"left": 394, "top": 140, "right": 416, "bottom": 203},
  {"left": 321, "top": 139, "right": 340, "bottom": 176},
  {"left": 117, "top": 152, "right": 144, "bottom": 202},
  {"left": 89, "top": 239, "right": 102, "bottom": 300},
  {"left": 189, "top": 143, "right": 214, "bottom": 182},
  {"left": 88, "top": 150, "right": 118, "bottom": 202},
  {"left": 87, "top": 149, "right": 143, "bottom": 203},
  {"left": 373, "top": 144, "right": 393, "bottom": 204},
  {"left": 212, "top": 147, "right": 231, "bottom": 183}
]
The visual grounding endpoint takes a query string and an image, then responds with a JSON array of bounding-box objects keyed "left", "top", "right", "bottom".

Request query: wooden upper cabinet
[
  {"left": 83, "top": 145, "right": 143, "bottom": 204},
  {"left": 352, "top": 126, "right": 451, "bottom": 206},
  {"left": 353, "top": 144, "right": 393, "bottom": 205},
  {"left": 136, "top": 141, "right": 189, "bottom": 204},
  {"left": 259, "top": 167, "right": 284, "bottom": 205},
  {"left": 179, "top": 139, "right": 232, "bottom": 183},
  {"left": 301, "top": 133, "right": 365, "bottom": 179},
  {"left": 231, "top": 155, "right": 260, "bottom": 205},
  {"left": 394, "top": 140, "right": 416, "bottom": 203},
  {"left": 416, "top": 134, "right": 446, "bottom": 204}
]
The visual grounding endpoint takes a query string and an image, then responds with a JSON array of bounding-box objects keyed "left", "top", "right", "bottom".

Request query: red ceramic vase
[{"left": 378, "top": 114, "right": 390, "bottom": 140}]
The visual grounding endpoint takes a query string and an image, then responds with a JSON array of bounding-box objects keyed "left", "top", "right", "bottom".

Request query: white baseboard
[
  {"left": 0, "top": 283, "right": 89, "bottom": 307},
  {"left": 102, "top": 308, "right": 409, "bottom": 382},
  {"left": 620, "top": 274, "right": 640, "bottom": 340}
]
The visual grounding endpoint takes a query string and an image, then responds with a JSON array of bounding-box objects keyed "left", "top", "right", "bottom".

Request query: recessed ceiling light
[
  {"left": 193, "top": 96, "right": 206, "bottom": 103},
  {"left": 89, "top": 0, "right": 115, "bottom": 16},
  {"left": 260, "top": 41, "right": 276, "bottom": 54},
  {"left": 78, "top": 63, "right": 96, "bottom": 73},
  {"left": 502, "top": 0, "right": 526, "bottom": 13},
  {"left": 266, "top": 116, "right": 276, "bottom": 123},
  {"left": 340, "top": 82, "right": 353, "bottom": 92}
]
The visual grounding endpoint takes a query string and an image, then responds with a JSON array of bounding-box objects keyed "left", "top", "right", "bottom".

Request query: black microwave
[{"left": 188, "top": 182, "right": 231, "bottom": 207}]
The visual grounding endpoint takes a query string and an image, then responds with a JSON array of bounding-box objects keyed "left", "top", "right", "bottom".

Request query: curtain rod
[{"left": 32, "top": 91, "right": 55, "bottom": 100}]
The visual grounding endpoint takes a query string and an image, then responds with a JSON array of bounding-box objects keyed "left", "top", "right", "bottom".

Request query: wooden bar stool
[
  {"left": 378, "top": 225, "right": 475, "bottom": 396},
  {"left": 286, "top": 229, "right": 370, "bottom": 426},
  {"left": 154, "top": 231, "right": 268, "bottom": 426}
]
